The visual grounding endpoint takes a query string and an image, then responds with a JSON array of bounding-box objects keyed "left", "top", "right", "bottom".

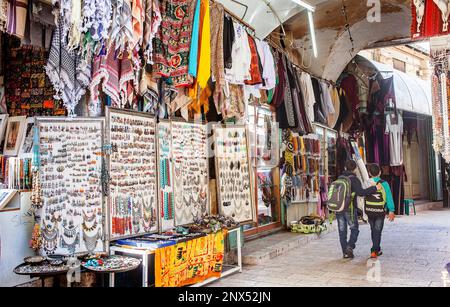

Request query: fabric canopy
[{"left": 356, "top": 55, "right": 432, "bottom": 116}]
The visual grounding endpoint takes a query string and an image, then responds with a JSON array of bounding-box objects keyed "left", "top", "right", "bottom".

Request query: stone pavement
[{"left": 209, "top": 208, "right": 450, "bottom": 287}]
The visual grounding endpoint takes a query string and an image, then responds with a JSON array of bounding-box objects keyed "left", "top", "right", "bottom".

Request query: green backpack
[{"left": 364, "top": 180, "right": 387, "bottom": 217}]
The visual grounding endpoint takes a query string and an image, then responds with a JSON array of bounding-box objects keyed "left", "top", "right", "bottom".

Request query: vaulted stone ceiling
[{"left": 276, "top": 0, "right": 413, "bottom": 81}]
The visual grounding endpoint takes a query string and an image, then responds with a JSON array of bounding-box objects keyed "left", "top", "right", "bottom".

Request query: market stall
[{"left": 0, "top": 0, "right": 345, "bottom": 287}]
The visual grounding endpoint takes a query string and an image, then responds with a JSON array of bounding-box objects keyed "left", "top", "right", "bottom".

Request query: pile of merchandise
[{"left": 290, "top": 215, "right": 327, "bottom": 234}]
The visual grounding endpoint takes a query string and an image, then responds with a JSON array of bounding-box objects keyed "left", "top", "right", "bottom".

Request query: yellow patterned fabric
[{"left": 155, "top": 230, "right": 226, "bottom": 287}]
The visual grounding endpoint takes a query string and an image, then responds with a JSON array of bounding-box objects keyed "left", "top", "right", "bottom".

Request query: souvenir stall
[
  {"left": 333, "top": 50, "right": 441, "bottom": 215},
  {"left": 0, "top": 0, "right": 340, "bottom": 287}
]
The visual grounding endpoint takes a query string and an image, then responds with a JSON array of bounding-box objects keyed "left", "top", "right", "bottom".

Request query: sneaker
[
  {"left": 370, "top": 252, "right": 378, "bottom": 259},
  {"left": 343, "top": 253, "right": 350, "bottom": 259},
  {"left": 345, "top": 247, "right": 354, "bottom": 259},
  {"left": 377, "top": 251, "right": 383, "bottom": 257}
]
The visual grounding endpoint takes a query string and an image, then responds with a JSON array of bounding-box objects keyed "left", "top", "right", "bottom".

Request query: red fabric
[
  {"left": 411, "top": 0, "right": 450, "bottom": 39},
  {"left": 340, "top": 74, "right": 360, "bottom": 121},
  {"left": 244, "top": 35, "right": 263, "bottom": 86}
]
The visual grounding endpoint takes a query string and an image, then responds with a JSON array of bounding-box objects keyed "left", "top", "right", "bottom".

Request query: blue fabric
[
  {"left": 373, "top": 177, "right": 395, "bottom": 213},
  {"left": 368, "top": 216, "right": 385, "bottom": 253},
  {"left": 336, "top": 209, "right": 359, "bottom": 253},
  {"left": 188, "top": 0, "right": 201, "bottom": 77}
]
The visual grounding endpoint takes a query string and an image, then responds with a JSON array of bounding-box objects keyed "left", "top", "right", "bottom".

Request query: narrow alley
[{"left": 210, "top": 208, "right": 450, "bottom": 287}]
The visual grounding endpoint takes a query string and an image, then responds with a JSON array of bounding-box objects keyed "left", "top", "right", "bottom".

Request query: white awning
[{"left": 355, "top": 56, "right": 432, "bottom": 116}]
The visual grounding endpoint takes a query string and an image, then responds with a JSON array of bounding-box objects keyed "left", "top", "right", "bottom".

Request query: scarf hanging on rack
[
  {"left": 45, "top": 18, "right": 89, "bottom": 115},
  {"left": 142, "top": 0, "right": 161, "bottom": 65},
  {"left": 412, "top": 0, "right": 450, "bottom": 39},
  {"left": 153, "top": 0, "right": 197, "bottom": 87}
]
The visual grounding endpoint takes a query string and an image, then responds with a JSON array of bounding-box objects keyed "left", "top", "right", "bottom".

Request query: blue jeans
[
  {"left": 336, "top": 209, "right": 359, "bottom": 254},
  {"left": 368, "top": 216, "right": 385, "bottom": 253}
]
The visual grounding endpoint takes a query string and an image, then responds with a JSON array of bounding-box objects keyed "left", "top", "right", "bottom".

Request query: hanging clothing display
[
  {"left": 210, "top": 2, "right": 225, "bottom": 111},
  {"left": 225, "top": 21, "right": 251, "bottom": 84},
  {"left": 298, "top": 71, "right": 316, "bottom": 123},
  {"left": 412, "top": 0, "right": 450, "bottom": 39},
  {"left": 6, "top": 0, "right": 28, "bottom": 39},
  {"left": 45, "top": 19, "right": 90, "bottom": 115},
  {"left": 153, "top": 0, "right": 197, "bottom": 87}
]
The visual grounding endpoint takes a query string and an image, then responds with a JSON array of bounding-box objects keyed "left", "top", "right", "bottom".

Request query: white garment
[
  {"left": 254, "top": 39, "right": 276, "bottom": 90},
  {"left": 385, "top": 113, "right": 404, "bottom": 166},
  {"left": 225, "top": 22, "right": 251, "bottom": 85},
  {"left": 298, "top": 71, "right": 316, "bottom": 122},
  {"left": 320, "top": 81, "right": 335, "bottom": 117}
]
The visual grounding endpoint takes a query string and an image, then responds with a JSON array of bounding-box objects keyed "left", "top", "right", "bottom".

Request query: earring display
[
  {"left": 171, "top": 122, "right": 209, "bottom": 226},
  {"left": 157, "top": 121, "right": 175, "bottom": 231},
  {"left": 37, "top": 119, "right": 104, "bottom": 256},
  {"left": 107, "top": 108, "right": 158, "bottom": 239},
  {"left": 214, "top": 126, "right": 253, "bottom": 223}
]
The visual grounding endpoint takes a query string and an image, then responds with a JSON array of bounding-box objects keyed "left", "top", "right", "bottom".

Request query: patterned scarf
[
  {"left": 153, "top": 0, "right": 197, "bottom": 87},
  {"left": 46, "top": 19, "right": 89, "bottom": 115},
  {"left": 142, "top": 0, "right": 161, "bottom": 65}
]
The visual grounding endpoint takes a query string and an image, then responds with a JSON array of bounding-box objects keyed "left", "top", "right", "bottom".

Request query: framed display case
[
  {"left": 106, "top": 107, "right": 158, "bottom": 240},
  {"left": 36, "top": 117, "right": 105, "bottom": 256},
  {"left": 214, "top": 125, "right": 254, "bottom": 224},
  {"left": 171, "top": 121, "right": 209, "bottom": 226},
  {"left": 313, "top": 123, "right": 338, "bottom": 183},
  {"left": 244, "top": 105, "right": 281, "bottom": 236}
]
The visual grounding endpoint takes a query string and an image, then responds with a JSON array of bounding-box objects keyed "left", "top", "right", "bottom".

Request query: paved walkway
[{"left": 210, "top": 208, "right": 450, "bottom": 287}]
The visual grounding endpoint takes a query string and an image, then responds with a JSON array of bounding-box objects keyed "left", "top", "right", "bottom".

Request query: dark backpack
[
  {"left": 364, "top": 180, "right": 387, "bottom": 217},
  {"left": 327, "top": 175, "right": 353, "bottom": 212}
]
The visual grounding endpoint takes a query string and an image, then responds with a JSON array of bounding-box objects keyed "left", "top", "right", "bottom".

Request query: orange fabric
[{"left": 155, "top": 230, "right": 226, "bottom": 287}]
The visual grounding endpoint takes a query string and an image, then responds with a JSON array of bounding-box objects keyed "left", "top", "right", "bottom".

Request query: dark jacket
[{"left": 341, "top": 170, "right": 377, "bottom": 197}]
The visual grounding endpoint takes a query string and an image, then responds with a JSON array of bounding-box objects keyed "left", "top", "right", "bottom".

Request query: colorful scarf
[
  {"left": 131, "top": 0, "right": 144, "bottom": 50},
  {"left": 153, "top": 0, "right": 197, "bottom": 87},
  {"left": 210, "top": 2, "right": 225, "bottom": 111},
  {"left": 90, "top": 45, "right": 136, "bottom": 109},
  {"left": 142, "top": 0, "right": 161, "bottom": 65},
  {"left": 80, "top": 0, "right": 112, "bottom": 44},
  {"left": 412, "top": 0, "right": 450, "bottom": 38}
]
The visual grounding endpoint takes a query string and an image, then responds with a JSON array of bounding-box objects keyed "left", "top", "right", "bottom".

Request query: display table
[
  {"left": 109, "top": 227, "right": 242, "bottom": 287},
  {"left": 14, "top": 262, "right": 71, "bottom": 287},
  {"left": 82, "top": 255, "right": 141, "bottom": 287},
  {"left": 109, "top": 246, "right": 154, "bottom": 287}
]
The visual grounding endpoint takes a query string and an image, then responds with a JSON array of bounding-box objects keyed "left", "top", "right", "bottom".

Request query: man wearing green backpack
[
  {"left": 366, "top": 163, "right": 395, "bottom": 259},
  {"left": 329, "top": 160, "right": 379, "bottom": 259}
]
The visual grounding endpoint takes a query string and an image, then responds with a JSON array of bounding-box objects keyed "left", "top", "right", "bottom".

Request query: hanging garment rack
[
  {"left": 210, "top": 0, "right": 336, "bottom": 86},
  {"left": 211, "top": 0, "right": 256, "bottom": 34}
]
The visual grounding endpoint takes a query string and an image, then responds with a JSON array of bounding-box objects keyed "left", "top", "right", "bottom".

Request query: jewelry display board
[
  {"left": 157, "top": 121, "right": 175, "bottom": 231},
  {"left": 107, "top": 108, "right": 158, "bottom": 239},
  {"left": 171, "top": 121, "right": 209, "bottom": 226},
  {"left": 37, "top": 118, "right": 105, "bottom": 256},
  {"left": 214, "top": 126, "right": 253, "bottom": 223}
]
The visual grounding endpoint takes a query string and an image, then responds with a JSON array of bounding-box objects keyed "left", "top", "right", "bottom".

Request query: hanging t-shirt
[
  {"left": 225, "top": 21, "right": 251, "bottom": 84},
  {"left": 385, "top": 112, "right": 403, "bottom": 166},
  {"left": 298, "top": 72, "right": 315, "bottom": 122},
  {"left": 255, "top": 39, "right": 276, "bottom": 90}
]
